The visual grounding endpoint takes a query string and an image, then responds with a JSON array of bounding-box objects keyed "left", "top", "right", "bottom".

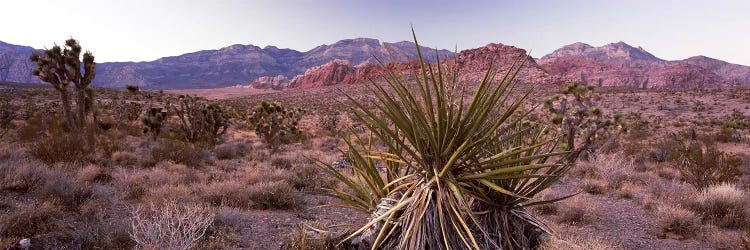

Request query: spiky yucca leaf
[{"left": 319, "top": 30, "right": 573, "bottom": 250}]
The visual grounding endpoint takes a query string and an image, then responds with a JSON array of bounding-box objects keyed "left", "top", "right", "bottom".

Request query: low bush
[
  {"left": 0, "top": 203, "right": 63, "bottom": 238},
  {"left": 31, "top": 133, "right": 90, "bottom": 165},
  {"left": 130, "top": 200, "right": 215, "bottom": 250},
  {"left": 246, "top": 181, "right": 297, "bottom": 209},
  {"left": 148, "top": 139, "right": 206, "bottom": 167},
  {"left": 689, "top": 183, "right": 750, "bottom": 228},
  {"left": 655, "top": 204, "right": 701, "bottom": 239}
]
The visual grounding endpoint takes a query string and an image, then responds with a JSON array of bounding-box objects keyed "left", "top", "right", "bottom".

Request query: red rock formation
[
  {"left": 288, "top": 60, "right": 357, "bottom": 89},
  {"left": 449, "top": 43, "right": 553, "bottom": 84}
]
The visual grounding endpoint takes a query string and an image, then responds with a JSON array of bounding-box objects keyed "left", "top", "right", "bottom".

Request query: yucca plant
[{"left": 318, "top": 30, "right": 576, "bottom": 250}]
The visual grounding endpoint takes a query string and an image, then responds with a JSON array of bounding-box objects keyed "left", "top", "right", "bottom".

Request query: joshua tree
[
  {"left": 247, "top": 101, "right": 304, "bottom": 152},
  {"left": 29, "top": 38, "right": 96, "bottom": 134},
  {"left": 318, "top": 31, "right": 576, "bottom": 249},
  {"left": 142, "top": 107, "right": 167, "bottom": 140},
  {"left": 168, "top": 95, "right": 231, "bottom": 146},
  {"left": 544, "top": 82, "right": 625, "bottom": 159}
]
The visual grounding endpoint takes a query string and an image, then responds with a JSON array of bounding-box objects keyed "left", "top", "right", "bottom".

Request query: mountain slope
[
  {"left": 0, "top": 41, "right": 39, "bottom": 84},
  {"left": 0, "top": 38, "right": 454, "bottom": 89},
  {"left": 538, "top": 42, "right": 750, "bottom": 88}
]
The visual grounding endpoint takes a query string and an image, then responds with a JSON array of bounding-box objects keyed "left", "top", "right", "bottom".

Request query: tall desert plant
[
  {"left": 319, "top": 30, "right": 575, "bottom": 250},
  {"left": 30, "top": 38, "right": 96, "bottom": 134}
]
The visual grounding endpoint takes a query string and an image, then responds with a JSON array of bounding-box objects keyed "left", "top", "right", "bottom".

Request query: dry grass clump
[
  {"left": 557, "top": 197, "right": 598, "bottom": 225},
  {"left": 246, "top": 180, "right": 298, "bottom": 209},
  {"left": 590, "top": 153, "right": 637, "bottom": 188},
  {"left": 0, "top": 159, "right": 49, "bottom": 193},
  {"left": 30, "top": 133, "right": 90, "bottom": 165},
  {"left": 201, "top": 180, "right": 255, "bottom": 208},
  {"left": 655, "top": 204, "right": 701, "bottom": 239},
  {"left": 280, "top": 224, "right": 346, "bottom": 250},
  {"left": 111, "top": 150, "right": 139, "bottom": 167},
  {"left": 0, "top": 203, "right": 63, "bottom": 238},
  {"left": 39, "top": 173, "right": 93, "bottom": 211},
  {"left": 147, "top": 139, "right": 207, "bottom": 167},
  {"left": 617, "top": 183, "right": 641, "bottom": 199},
  {"left": 77, "top": 164, "right": 112, "bottom": 184},
  {"left": 195, "top": 207, "right": 250, "bottom": 249},
  {"left": 581, "top": 179, "right": 607, "bottom": 195},
  {"left": 705, "top": 228, "right": 746, "bottom": 250},
  {"left": 537, "top": 235, "right": 622, "bottom": 250},
  {"left": 213, "top": 140, "right": 250, "bottom": 160},
  {"left": 271, "top": 157, "right": 294, "bottom": 169},
  {"left": 689, "top": 183, "right": 750, "bottom": 228},
  {"left": 243, "top": 165, "right": 292, "bottom": 185},
  {"left": 130, "top": 200, "right": 215, "bottom": 250}
]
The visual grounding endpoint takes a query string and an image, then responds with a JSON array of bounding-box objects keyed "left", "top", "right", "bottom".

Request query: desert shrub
[
  {"left": 111, "top": 150, "right": 139, "bottom": 167},
  {"left": 538, "top": 236, "right": 622, "bottom": 250},
  {"left": 586, "top": 153, "right": 636, "bottom": 188},
  {"left": 319, "top": 137, "right": 340, "bottom": 152},
  {"left": 31, "top": 132, "right": 91, "bottom": 165},
  {"left": 281, "top": 225, "right": 346, "bottom": 250},
  {"left": 247, "top": 101, "right": 305, "bottom": 152},
  {"left": 130, "top": 200, "right": 215, "bottom": 250},
  {"left": 581, "top": 179, "right": 607, "bottom": 194},
  {"left": 689, "top": 183, "right": 750, "bottom": 228},
  {"left": 0, "top": 100, "right": 15, "bottom": 138},
  {"left": 0, "top": 159, "right": 49, "bottom": 193},
  {"left": 0, "top": 203, "right": 63, "bottom": 238},
  {"left": 243, "top": 165, "right": 292, "bottom": 185},
  {"left": 675, "top": 143, "right": 743, "bottom": 189},
  {"left": 289, "top": 163, "right": 336, "bottom": 191},
  {"left": 271, "top": 157, "right": 294, "bottom": 169},
  {"left": 213, "top": 141, "right": 250, "bottom": 160},
  {"left": 246, "top": 180, "right": 297, "bottom": 209},
  {"left": 655, "top": 204, "right": 701, "bottom": 239},
  {"left": 201, "top": 180, "right": 255, "bottom": 208},
  {"left": 149, "top": 139, "right": 206, "bottom": 167},
  {"left": 125, "top": 84, "right": 139, "bottom": 93},
  {"left": 557, "top": 198, "right": 597, "bottom": 225},
  {"left": 196, "top": 207, "right": 248, "bottom": 249},
  {"left": 77, "top": 164, "right": 112, "bottom": 184},
  {"left": 317, "top": 113, "right": 339, "bottom": 136},
  {"left": 39, "top": 173, "right": 93, "bottom": 211}
]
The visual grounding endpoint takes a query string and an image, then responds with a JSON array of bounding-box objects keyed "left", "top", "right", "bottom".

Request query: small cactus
[
  {"left": 248, "top": 101, "right": 305, "bottom": 151},
  {"left": 142, "top": 107, "right": 167, "bottom": 140}
]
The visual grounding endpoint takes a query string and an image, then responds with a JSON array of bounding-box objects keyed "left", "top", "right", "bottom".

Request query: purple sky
[{"left": 3, "top": 0, "right": 749, "bottom": 65}]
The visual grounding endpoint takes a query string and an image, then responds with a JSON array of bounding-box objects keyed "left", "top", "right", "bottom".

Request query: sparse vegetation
[{"left": 248, "top": 101, "right": 305, "bottom": 152}]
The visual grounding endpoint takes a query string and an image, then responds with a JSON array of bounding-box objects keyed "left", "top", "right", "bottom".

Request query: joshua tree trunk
[
  {"left": 59, "top": 88, "right": 78, "bottom": 133},
  {"left": 76, "top": 88, "right": 87, "bottom": 130}
]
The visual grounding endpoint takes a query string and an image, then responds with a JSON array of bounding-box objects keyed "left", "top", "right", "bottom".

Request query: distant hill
[
  {"left": 0, "top": 38, "right": 454, "bottom": 89},
  {"left": 538, "top": 42, "right": 749, "bottom": 88},
  {"left": 3, "top": 38, "right": 750, "bottom": 90}
]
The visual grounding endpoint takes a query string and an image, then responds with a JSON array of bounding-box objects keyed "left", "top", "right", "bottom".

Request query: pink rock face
[
  {"left": 249, "top": 75, "right": 290, "bottom": 90},
  {"left": 448, "top": 43, "right": 553, "bottom": 84},
  {"left": 538, "top": 42, "right": 750, "bottom": 88},
  {"left": 288, "top": 60, "right": 357, "bottom": 89}
]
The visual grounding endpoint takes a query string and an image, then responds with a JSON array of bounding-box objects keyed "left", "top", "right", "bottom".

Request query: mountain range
[{"left": 2, "top": 38, "right": 749, "bottom": 89}]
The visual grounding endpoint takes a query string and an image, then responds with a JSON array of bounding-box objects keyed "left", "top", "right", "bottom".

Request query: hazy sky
[{"left": 2, "top": 0, "right": 748, "bottom": 64}]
